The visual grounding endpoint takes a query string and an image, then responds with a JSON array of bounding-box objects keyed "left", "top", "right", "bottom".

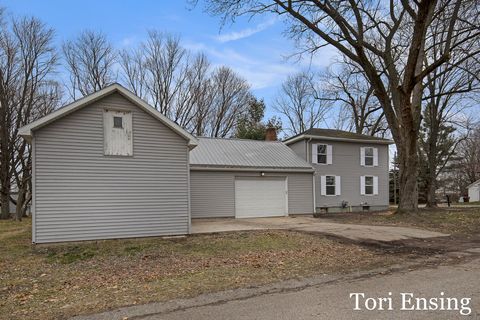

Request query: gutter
[
  {"left": 285, "top": 134, "right": 394, "bottom": 146},
  {"left": 189, "top": 166, "right": 315, "bottom": 173}
]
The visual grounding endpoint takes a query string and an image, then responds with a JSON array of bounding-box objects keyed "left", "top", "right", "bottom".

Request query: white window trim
[
  {"left": 360, "top": 147, "right": 378, "bottom": 167},
  {"left": 361, "top": 175, "right": 379, "bottom": 196},
  {"left": 321, "top": 175, "right": 340, "bottom": 197},
  {"left": 312, "top": 143, "right": 332, "bottom": 165}
]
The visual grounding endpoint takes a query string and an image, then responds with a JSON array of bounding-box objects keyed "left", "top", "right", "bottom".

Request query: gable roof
[
  {"left": 190, "top": 137, "right": 314, "bottom": 172},
  {"left": 467, "top": 179, "right": 480, "bottom": 189},
  {"left": 19, "top": 83, "right": 198, "bottom": 148},
  {"left": 284, "top": 128, "right": 394, "bottom": 145}
]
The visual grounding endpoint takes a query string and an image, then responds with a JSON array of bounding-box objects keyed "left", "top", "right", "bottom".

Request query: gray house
[
  {"left": 284, "top": 129, "right": 393, "bottom": 212},
  {"left": 20, "top": 84, "right": 391, "bottom": 243}
]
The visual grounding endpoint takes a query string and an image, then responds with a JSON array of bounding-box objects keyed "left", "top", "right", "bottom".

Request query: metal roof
[
  {"left": 190, "top": 137, "right": 314, "bottom": 171},
  {"left": 284, "top": 128, "right": 394, "bottom": 145}
]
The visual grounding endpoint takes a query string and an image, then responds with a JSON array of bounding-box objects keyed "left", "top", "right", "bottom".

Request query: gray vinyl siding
[
  {"left": 190, "top": 170, "right": 314, "bottom": 218},
  {"left": 33, "top": 92, "right": 189, "bottom": 243},
  {"left": 289, "top": 139, "right": 389, "bottom": 208},
  {"left": 287, "top": 140, "right": 307, "bottom": 161}
]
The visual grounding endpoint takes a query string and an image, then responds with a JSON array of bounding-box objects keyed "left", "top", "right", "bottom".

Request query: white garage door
[{"left": 235, "top": 177, "right": 287, "bottom": 218}]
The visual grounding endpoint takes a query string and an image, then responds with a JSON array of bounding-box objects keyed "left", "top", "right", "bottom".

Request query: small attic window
[{"left": 113, "top": 116, "right": 123, "bottom": 128}]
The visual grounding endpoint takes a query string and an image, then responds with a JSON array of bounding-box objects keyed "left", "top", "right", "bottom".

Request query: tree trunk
[
  {"left": 14, "top": 186, "right": 26, "bottom": 221},
  {"left": 0, "top": 156, "right": 10, "bottom": 219},
  {"left": 397, "top": 107, "right": 420, "bottom": 213},
  {"left": 425, "top": 176, "right": 437, "bottom": 208},
  {"left": 0, "top": 189, "right": 10, "bottom": 219}
]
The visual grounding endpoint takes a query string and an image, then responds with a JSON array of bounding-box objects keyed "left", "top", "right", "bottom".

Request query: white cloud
[
  {"left": 184, "top": 41, "right": 296, "bottom": 90},
  {"left": 119, "top": 36, "right": 138, "bottom": 48},
  {"left": 214, "top": 18, "right": 277, "bottom": 43}
]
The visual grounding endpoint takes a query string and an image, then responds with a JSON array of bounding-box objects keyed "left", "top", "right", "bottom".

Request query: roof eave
[
  {"left": 189, "top": 165, "right": 314, "bottom": 173},
  {"left": 284, "top": 134, "right": 394, "bottom": 145},
  {"left": 467, "top": 180, "right": 480, "bottom": 188},
  {"left": 18, "top": 83, "right": 199, "bottom": 147}
]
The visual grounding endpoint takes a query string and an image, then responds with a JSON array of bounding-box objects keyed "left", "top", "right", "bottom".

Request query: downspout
[{"left": 307, "top": 138, "right": 316, "bottom": 213}]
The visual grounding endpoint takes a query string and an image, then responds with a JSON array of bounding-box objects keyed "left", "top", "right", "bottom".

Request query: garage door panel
[{"left": 235, "top": 177, "right": 287, "bottom": 218}]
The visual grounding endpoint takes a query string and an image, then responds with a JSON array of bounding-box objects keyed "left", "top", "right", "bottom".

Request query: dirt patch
[{"left": 321, "top": 207, "right": 480, "bottom": 235}]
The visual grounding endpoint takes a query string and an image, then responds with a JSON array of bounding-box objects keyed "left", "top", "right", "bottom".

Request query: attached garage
[
  {"left": 190, "top": 138, "right": 315, "bottom": 219},
  {"left": 235, "top": 177, "right": 287, "bottom": 218}
]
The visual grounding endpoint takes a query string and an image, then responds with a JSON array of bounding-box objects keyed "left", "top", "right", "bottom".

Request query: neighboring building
[
  {"left": 284, "top": 129, "right": 394, "bottom": 213},
  {"left": 20, "top": 84, "right": 391, "bottom": 243},
  {"left": 468, "top": 180, "right": 480, "bottom": 202}
]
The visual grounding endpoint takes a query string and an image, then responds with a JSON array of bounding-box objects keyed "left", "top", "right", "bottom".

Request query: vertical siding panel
[{"left": 34, "top": 93, "right": 189, "bottom": 243}]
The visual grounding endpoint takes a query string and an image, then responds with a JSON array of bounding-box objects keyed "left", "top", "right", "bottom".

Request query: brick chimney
[{"left": 265, "top": 127, "right": 277, "bottom": 141}]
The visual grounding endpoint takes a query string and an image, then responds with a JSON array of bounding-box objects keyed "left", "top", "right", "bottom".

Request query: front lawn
[
  {"left": 322, "top": 207, "right": 480, "bottom": 235},
  {"left": 0, "top": 218, "right": 406, "bottom": 320}
]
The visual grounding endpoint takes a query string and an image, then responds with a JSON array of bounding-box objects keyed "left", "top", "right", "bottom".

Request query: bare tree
[
  {"left": 119, "top": 35, "right": 252, "bottom": 137},
  {"left": 173, "top": 53, "right": 212, "bottom": 131},
  {"left": 274, "top": 71, "right": 330, "bottom": 136},
  {"left": 119, "top": 47, "right": 148, "bottom": 100},
  {"left": 0, "top": 12, "right": 58, "bottom": 219},
  {"left": 12, "top": 81, "right": 62, "bottom": 219},
  {"left": 200, "top": 0, "right": 480, "bottom": 212},
  {"left": 457, "top": 127, "right": 480, "bottom": 185},
  {"left": 205, "top": 66, "right": 251, "bottom": 137},
  {"left": 322, "top": 61, "right": 387, "bottom": 137},
  {"left": 417, "top": 7, "right": 480, "bottom": 207},
  {"left": 141, "top": 32, "right": 189, "bottom": 116},
  {"left": 63, "top": 30, "right": 116, "bottom": 99}
]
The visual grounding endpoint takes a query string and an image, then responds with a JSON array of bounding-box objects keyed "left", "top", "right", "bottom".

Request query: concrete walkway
[{"left": 191, "top": 216, "right": 448, "bottom": 242}]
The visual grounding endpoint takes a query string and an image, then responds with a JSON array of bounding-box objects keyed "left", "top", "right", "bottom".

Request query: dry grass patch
[
  {"left": 1, "top": 218, "right": 407, "bottom": 320},
  {"left": 323, "top": 207, "right": 480, "bottom": 235}
]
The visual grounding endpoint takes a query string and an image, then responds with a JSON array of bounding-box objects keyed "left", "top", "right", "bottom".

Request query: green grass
[{"left": 0, "top": 218, "right": 405, "bottom": 320}]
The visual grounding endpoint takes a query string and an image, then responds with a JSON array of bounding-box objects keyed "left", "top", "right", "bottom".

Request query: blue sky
[{"left": 1, "top": 0, "right": 339, "bottom": 120}]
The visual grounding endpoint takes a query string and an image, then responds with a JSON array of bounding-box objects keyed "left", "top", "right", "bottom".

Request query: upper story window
[
  {"left": 104, "top": 109, "right": 133, "bottom": 156},
  {"left": 317, "top": 144, "right": 327, "bottom": 164},
  {"left": 364, "top": 147, "right": 374, "bottom": 166},
  {"left": 360, "top": 147, "right": 378, "bottom": 167},
  {"left": 113, "top": 116, "right": 123, "bottom": 128},
  {"left": 312, "top": 143, "right": 332, "bottom": 165}
]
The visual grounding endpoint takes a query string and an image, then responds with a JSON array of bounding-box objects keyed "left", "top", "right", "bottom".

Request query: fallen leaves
[{"left": 0, "top": 220, "right": 405, "bottom": 320}]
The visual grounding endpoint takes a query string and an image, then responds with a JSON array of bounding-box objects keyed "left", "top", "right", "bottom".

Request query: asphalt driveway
[{"left": 191, "top": 216, "right": 448, "bottom": 242}]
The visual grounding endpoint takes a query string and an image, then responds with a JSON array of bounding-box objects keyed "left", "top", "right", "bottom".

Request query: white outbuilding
[{"left": 468, "top": 180, "right": 480, "bottom": 202}]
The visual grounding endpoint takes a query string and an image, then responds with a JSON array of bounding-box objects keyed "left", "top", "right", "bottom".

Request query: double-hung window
[
  {"left": 361, "top": 176, "right": 378, "bottom": 195},
  {"left": 364, "top": 176, "right": 374, "bottom": 195},
  {"left": 361, "top": 147, "right": 378, "bottom": 166},
  {"left": 313, "top": 143, "right": 332, "bottom": 164},
  {"left": 364, "top": 147, "right": 374, "bottom": 166},
  {"left": 321, "top": 175, "right": 341, "bottom": 196},
  {"left": 326, "top": 176, "right": 336, "bottom": 195},
  {"left": 317, "top": 144, "right": 327, "bottom": 164}
]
